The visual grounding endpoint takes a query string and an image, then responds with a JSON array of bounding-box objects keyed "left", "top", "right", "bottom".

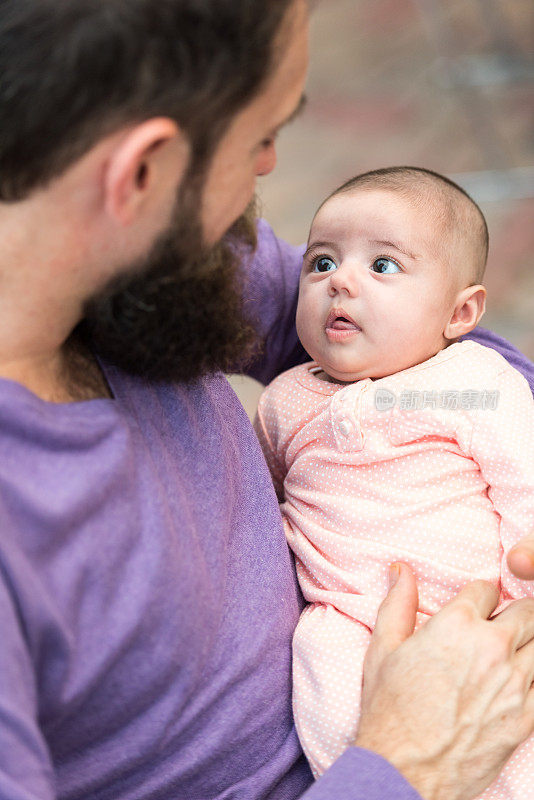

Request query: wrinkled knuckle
[
  {"left": 468, "top": 578, "right": 498, "bottom": 604},
  {"left": 470, "top": 578, "right": 495, "bottom": 594},
  {"left": 447, "top": 598, "right": 479, "bottom": 628},
  {"left": 486, "top": 629, "right": 514, "bottom": 663},
  {"left": 474, "top": 631, "right": 513, "bottom": 672},
  {"left": 376, "top": 590, "right": 395, "bottom": 616},
  {"left": 494, "top": 627, "right": 515, "bottom": 654}
]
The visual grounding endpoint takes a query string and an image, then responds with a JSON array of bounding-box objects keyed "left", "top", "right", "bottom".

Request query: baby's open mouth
[{"left": 326, "top": 309, "right": 362, "bottom": 332}]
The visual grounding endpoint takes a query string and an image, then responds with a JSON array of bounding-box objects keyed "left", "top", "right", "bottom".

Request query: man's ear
[
  {"left": 444, "top": 285, "right": 487, "bottom": 340},
  {"left": 103, "top": 117, "right": 189, "bottom": 226}
]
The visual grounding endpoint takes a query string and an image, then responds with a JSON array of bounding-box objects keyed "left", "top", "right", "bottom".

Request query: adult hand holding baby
[{"left": 356, "top": 563, "right": 534, "bottom": 800}]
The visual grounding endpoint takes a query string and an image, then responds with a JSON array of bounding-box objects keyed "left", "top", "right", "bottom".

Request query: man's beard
[{"left": 77, "top": 192, "right": 260, "bottom": 384}]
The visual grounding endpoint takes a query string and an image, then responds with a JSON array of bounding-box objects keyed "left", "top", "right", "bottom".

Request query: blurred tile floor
[{"left": 233, "top": 0, "right": 534, "bottom": 417}]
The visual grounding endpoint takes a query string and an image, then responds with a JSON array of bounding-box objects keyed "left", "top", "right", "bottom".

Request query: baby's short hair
[{"left": 326, "top": 166, "right": 488, "bottom": 286}]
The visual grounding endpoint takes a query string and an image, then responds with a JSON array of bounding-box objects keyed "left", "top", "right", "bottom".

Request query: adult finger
[
  {"left": 507, "top": 538, "right": 534, "bottom": 581},
  {"left": 492, "top": 597, "right": 534, "bottom": 650},
  {"left": 362, "top": 563, "right": 418, "bottom": 695},
  {"left": 369, "top": 563, "right": 418, "bottom": 655},
  {"left": 440, "top": 578, "right": 500, "bottom": 621}
]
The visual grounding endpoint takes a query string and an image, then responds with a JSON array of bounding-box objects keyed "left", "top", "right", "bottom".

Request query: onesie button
[{"left": 338, "top": 418, "right": 353, "bottom": 437}]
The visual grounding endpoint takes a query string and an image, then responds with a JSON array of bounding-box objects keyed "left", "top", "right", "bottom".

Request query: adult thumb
[{"left": 371, "top": 563, "right": 419, "bottom": 660}]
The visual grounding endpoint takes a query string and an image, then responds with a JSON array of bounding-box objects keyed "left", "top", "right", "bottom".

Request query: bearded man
[{"left": 0, "top": 2, "right": 533, "bottom": 799}]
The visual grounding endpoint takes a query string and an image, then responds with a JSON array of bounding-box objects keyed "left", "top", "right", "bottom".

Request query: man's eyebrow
[{"left": 370, "top": 239, "right": 420, "bottom": 261}]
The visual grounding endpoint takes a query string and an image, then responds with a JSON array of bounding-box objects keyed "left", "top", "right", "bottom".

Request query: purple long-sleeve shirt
[{"left": 0, "top": 221, "right": 532, "bottom": 800}]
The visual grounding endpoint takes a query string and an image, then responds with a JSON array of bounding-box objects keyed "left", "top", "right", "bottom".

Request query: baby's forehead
[
  {"left": 311, "top": 186, "right": 452, "bottom": 243},
  {"left": 311, "top": 186, "right": 469, "bottom": 279},
  {"left": 319, "top": 184, "right": 451, "bottom": 218}
]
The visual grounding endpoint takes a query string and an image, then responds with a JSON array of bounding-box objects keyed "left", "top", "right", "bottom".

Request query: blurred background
[{"left": 231, "top": 0, "right": 534, "bottom": 416}]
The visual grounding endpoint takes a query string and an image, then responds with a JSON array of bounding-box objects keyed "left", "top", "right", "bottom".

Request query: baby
[{"left": 254, "top": 166, "right": 534, "bottom": 799}]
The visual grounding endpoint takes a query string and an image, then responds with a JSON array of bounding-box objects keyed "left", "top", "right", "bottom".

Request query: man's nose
[
  {"left": 255, "top": 140, "right": 277, "bottom": 177},
  {"left": 328, "top": 264, "right": 360, "bottom": 297}
]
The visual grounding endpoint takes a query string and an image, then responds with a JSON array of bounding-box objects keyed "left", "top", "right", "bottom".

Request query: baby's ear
[{"left": 444, "top": 285, "right": 486, "bottom": 340}]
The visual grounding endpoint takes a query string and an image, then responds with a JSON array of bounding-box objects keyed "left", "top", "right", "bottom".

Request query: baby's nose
[{"left": 328, "top": 265, "right": 360, "bottom": 297}]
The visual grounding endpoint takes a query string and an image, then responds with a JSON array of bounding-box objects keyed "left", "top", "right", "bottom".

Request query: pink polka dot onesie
[{"left": 254, "top": 340, "right": 534, "bottom": 797}]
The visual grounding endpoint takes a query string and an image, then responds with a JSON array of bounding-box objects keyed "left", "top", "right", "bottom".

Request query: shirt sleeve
[
  {"left": 242, "top": 219, "right": 308, "bottom": 385},
  {"left": 467, "top": 366, "right": 534, "bottom": 601},
  {"left": 253, "top": 382, "right": 287, "bottom": 501},
  {"left": 462, "top": 327, "right": 534, "bottom": 396},
  {"left": 299, "top": 747, "right": 422, "bottom": 799},
  {"left": 0, "top": 573, "right": 55, "bottom": 800}
]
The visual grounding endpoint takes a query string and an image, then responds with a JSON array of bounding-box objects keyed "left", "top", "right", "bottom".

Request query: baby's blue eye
[
  {"left": 371, "top": 257, "right": 401, "bottom": 274},
  {"left": 312, "top": 256, "right": 337, "bottom": 273}
]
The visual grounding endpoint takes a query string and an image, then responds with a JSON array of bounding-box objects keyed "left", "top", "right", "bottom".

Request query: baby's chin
[
  {"left": 311, "top": 345, "right": 403, "bottom": 384},
  {"left": 317, "top": 365, "right": 379, "bottom": 384},
  {"left": 319, "top": 343, "right": 451, "bottom": 383}
]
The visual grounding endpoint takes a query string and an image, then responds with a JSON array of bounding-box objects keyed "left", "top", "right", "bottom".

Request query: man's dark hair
[{"left": 0, "top": 0, "right": 294, "bottom": 201}]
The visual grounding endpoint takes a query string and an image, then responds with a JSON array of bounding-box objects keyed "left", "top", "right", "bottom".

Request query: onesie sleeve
[
  {"left": 253, "top": 381, "right": 287, "bottom": 502},
  {"left": 467, "top": 366, "right": 534, "bottom": 600}
]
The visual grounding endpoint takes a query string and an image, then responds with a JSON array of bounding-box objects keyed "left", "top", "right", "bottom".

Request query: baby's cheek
[
  {"left": 295, "top": 302, "right": 306, "bottom": 343},
  {"left": 295, "top": 297, "right": 316, "bottom": 349},
  {"left": 421, "top": 283, "right": 454, "bottom": 321}
]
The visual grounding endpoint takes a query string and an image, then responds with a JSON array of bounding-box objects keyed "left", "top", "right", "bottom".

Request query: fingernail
[{"left": 388, "top": 563, "right": 401, "bottom": 589}]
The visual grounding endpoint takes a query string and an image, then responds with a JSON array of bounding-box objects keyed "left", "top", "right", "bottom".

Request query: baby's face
[{"left": 296, "top": 188, "right": 461, "bottom": 382}]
